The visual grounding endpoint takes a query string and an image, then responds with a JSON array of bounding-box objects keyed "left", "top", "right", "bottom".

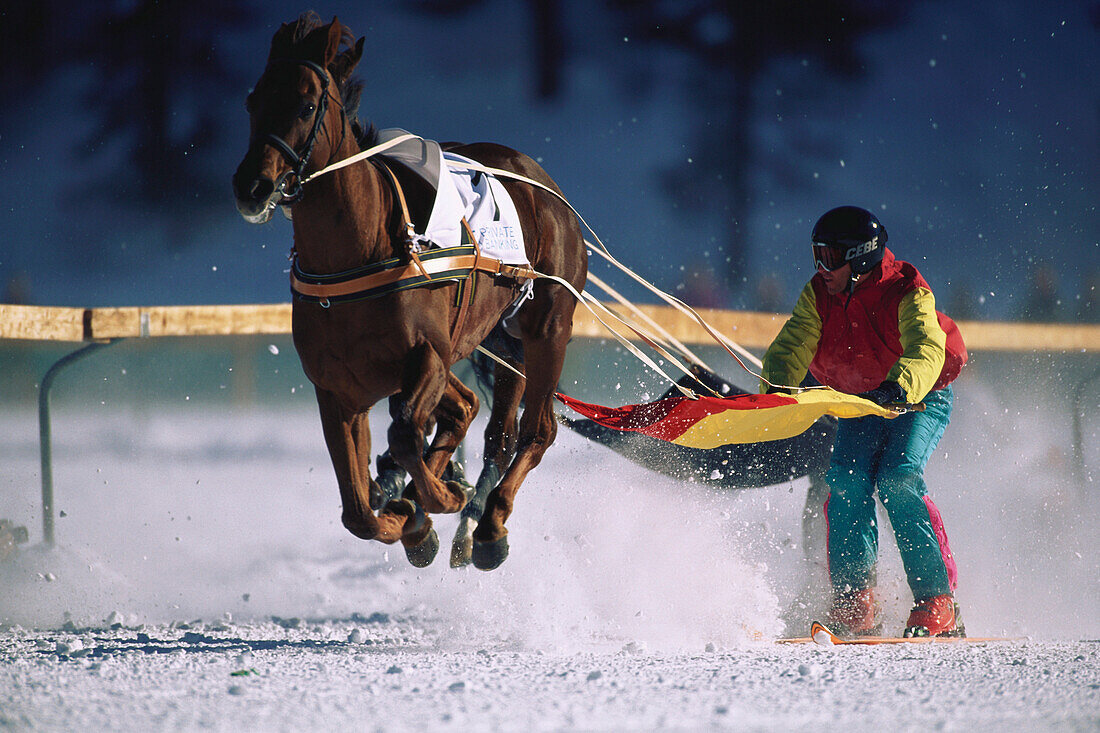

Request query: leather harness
[{"left": 289, "top": 158, "right": 537, "bottom": 339}]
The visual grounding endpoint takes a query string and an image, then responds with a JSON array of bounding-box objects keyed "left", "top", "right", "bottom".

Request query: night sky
[{"left": 1, "top": 0, "right": 1097, "bottom": 322}]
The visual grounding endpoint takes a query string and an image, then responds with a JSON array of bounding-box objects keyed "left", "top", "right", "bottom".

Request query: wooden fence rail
[{"left": 3, "top": 303, "right": 1100, "bottom": 351}]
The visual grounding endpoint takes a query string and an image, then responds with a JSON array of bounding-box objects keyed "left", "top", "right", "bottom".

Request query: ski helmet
[{"left": 810, "top": 206, "right": 888, "bottom": 275}]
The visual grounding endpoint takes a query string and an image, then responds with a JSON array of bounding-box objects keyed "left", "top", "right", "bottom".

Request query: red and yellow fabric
[{"left": 555, "top": 389, "right": 896, "bottom": 450}]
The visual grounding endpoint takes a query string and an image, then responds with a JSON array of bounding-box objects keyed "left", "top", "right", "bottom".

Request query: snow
[
  {"left": 1, "top": 372, "right": 1098, "bottom": 730},
  {"left": 3, "top": 624, "right": 1096, "bottom": 731}
]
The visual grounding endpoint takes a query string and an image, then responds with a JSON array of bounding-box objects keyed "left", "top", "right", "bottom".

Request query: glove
[{"left": 856, "top": 380, "right": 906, "bottom": 406}]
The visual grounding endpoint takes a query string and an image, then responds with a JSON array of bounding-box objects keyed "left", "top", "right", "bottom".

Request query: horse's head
[{"left": 232, "top": 14, "right": 364, "bottom": 224}]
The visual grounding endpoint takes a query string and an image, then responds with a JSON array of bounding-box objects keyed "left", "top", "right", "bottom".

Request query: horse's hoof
[
  {"left": 449, "top": 517, "right": 476, "bottom": 568},
  {"left": 471, "top": 535, "right": 509, "bottom": 571},
  {"left": 404, "top": 528, "right": 439, "bottom": 568}
]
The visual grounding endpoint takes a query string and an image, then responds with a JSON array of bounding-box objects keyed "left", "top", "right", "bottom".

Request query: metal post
[
  {"left": 38, "top": 340, "right": 116, "bottom": 546},
  {"left": 1072, "top": 366, "right": 1100, "bottom": 487}
]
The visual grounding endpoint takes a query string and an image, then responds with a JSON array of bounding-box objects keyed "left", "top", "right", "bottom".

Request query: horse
[{"left": 231, "top": 13, "right": 586, "bottom": 570}]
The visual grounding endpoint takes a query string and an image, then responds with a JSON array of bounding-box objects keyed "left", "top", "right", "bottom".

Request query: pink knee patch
[{"left": 923, "top": 496, "right": 958, "bottom": 591}]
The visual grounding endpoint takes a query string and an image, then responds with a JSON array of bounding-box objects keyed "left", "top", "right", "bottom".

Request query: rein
[
  {"left": 262, "top": 73, "right": 785, "bottom": 395},
  {"left": 293, "top": 133, "right": 775, "bottom": 397},
  {"left": 251, "top": 63, "right": 725, "bottom": 395}
]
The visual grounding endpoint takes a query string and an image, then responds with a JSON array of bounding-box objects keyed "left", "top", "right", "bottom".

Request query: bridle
[{"left": 255, "top": 58, "right": 339, "bottom": 205}]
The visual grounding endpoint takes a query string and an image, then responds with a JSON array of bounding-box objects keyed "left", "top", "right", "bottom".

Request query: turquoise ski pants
[{"left": 824, "top": 385, "right": 959, "bottom": 601}]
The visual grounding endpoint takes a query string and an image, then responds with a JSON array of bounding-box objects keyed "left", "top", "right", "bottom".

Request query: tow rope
[{"left": 297, "top": 132, "right": 801, "bottom": 397}]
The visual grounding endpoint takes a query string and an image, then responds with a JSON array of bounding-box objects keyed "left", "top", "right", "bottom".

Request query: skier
[{"left": 760, "top": 206, "right": 968, "bottom": 637}]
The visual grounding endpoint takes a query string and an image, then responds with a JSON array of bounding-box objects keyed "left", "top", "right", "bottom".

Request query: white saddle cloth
[{"left": 375, "top": 129, "right": 529, "bottom": 266}]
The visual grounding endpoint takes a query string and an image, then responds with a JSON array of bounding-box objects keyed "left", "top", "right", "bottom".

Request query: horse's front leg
[
  {"left": 388, "top": 343, "right": 469, "bottom": 516},
  {"left": 314, "top": 387, "right": 406, "bottom": 544}
]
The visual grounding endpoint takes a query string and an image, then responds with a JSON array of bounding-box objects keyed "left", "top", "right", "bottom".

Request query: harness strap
[
  {"left": 264, "top": 134, "right": 304, "bottom": 169},
  {"left": 450, "top": 219, "right": 483, "bottom": 344},
  {"left": 374, "top": 160, "right": 432, "bottom": 281},
  {"left": 291, "top": 249, "right": 535, "bottom": 302}
]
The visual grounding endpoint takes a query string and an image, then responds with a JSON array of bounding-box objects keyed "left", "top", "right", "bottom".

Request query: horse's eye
[{"left": 299, "top": 103, "right": 316, "bottom": 120}]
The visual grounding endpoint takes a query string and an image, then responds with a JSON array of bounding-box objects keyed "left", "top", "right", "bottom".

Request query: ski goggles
[{"left": 811, "top": 243, "right": 849, "bottom": 271}]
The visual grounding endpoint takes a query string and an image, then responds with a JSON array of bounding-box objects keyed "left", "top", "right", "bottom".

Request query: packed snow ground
[{"left": 1, "top": 365, "right": 1098, "bottom": 731}]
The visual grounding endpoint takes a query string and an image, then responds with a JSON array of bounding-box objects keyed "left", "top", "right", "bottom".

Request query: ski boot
[
  {"left": 826, "top": 588, "right": 882, "bottom": 637},
  {"left": 903, "top": 594, "right": 966, "bottom": 638}
]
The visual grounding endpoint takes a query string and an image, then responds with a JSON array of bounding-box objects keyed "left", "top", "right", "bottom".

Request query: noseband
[{"left": 259, "top": 59, "right": 331, "bottom": 205}]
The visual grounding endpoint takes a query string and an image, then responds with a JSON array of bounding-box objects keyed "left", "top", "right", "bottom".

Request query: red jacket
[{"left": 762, "top": 249, "right": 967, "bottom": 401}]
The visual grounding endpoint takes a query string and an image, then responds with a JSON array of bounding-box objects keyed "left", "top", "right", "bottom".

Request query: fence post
[
  {"left": 38, "top": 340, "right": 116, "bottom": 546},
  {"left": 1072, "top": 366, "right": 1100, "bottom": 486}
]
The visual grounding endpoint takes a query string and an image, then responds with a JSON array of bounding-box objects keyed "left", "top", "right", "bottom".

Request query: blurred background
[
  {"left": 0, "top": 0, "right": 1097, "bottom": 320},
  {"left": 1, "top": 1, "right": 1097, "bottom": 638}
]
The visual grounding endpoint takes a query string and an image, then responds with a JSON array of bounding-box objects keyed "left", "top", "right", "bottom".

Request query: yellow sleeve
[
  {"left": 887, "top": 287, "right": 947, "bottom": 402},
  {"left": 760, "top": 282, "right": 822, "bottom": 392}
]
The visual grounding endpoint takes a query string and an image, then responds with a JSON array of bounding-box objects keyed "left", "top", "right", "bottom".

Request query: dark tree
[
  {"left": 408, "top": 0, "right": 566, "bottom": 99},
  {"left": 1093, "top": 3, "right": 1100, "bottom": 136},
  {"left": 0, "top": 2, "right": 58, "bottom": 95},
  {"left": 72, "top": 0, "right": 252, "bottom": 244},
  {"left": 607, "top": 0, "right": 909, "bottom": 293}
]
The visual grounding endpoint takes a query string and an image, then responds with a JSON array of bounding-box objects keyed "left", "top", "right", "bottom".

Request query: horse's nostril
[{"left": 249, "top": 178, "right": 275, "bottom": 201}]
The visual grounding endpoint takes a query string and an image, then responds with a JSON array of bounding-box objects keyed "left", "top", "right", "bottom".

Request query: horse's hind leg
[
  {"left": 472, "top": 294, "right": 573, "bottom": 570},
  {"left": 451, "top": 361, "right": 523, "bottom": 568},
  {"left": 372, "top": 372, "right": 473, "bottom": 517},
  {"left": 387, "top": 343, "right": 469, "bottom": 517}
]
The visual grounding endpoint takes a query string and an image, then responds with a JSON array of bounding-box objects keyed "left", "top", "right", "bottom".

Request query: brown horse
[{"left": 231, "top": 14, "right": 586, "bottom": 570}]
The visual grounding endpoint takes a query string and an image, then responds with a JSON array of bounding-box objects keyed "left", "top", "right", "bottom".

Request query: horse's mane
[
  {"left": 357, "top": 118, "right": 379, "bottom": 148},
  {"left": 283, "top": 12, "right": 376, "bottom": 147},
  {"left": 286, "top": 11, "right": 325, "bottom": 43},
  {"left": 345, "top": 77, "right": 376, "bottom": 146}
]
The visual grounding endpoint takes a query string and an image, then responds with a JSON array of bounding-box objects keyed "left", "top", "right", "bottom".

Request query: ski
[{"left": 776, "top": 621, "right": 1020, "bottom": 645}]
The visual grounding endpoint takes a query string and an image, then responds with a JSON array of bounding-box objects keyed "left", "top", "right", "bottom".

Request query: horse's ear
[
  {"left": 300, "top": 17, "right": 345, "bottom": 67},
  {"left": 268, "top": 22, "right": 296, "bottom": 61},
  {"left": 322, "top": 17, "right": 345, "bottom": 66},
  {"left": 331, "top": 37, "right": 365, "bottom": 85}
]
